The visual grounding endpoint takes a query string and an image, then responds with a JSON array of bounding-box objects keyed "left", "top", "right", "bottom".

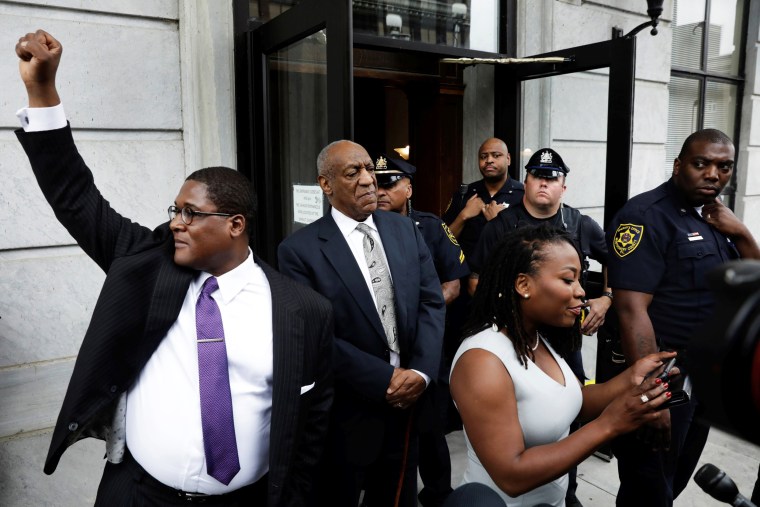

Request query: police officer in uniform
[
  {"left": 468, "top": 147, "right": 611, "bottom": 507},
  {"left": 442, "top": 138, "right": 524, "bottom": 260},
  {"left": 375, "top": 155, "right": 469, "bottom": 506},
  {"left": 469, "top": 148, "right": 612, "bottom": 338},
  {"left": 376, "top": 155, "right": 470, "bottom": 304},
  {"left": 606, "top": 128, "right": 760, "bottom": 507},
  {"left": 441, "top": 138, "right": 524, "bottom": 438}
]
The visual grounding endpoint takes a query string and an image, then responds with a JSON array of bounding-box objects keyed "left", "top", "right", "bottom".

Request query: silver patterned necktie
[{"left": 356, "top": 223, "right": 400, "bottom": 353}]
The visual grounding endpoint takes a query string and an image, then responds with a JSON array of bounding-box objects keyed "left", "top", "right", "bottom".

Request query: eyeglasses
[{"left": 168, "top": 205, "right": 233, "bottom": 225}]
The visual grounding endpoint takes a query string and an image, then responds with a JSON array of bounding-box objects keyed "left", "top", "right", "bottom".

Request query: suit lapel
[
  {"left": 142, "top": 249, "right": 195, "bottom": 361},
  {"left": 318, "top": 215, "right": 386, "bottom": 341}
]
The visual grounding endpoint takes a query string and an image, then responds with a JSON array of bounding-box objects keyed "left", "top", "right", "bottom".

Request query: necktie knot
[
  {"left": 356, "top": 223, "right": 375, "bottom": 248},
  {"left": 201, "top": 276, "right": 219, "bottom": 298}
]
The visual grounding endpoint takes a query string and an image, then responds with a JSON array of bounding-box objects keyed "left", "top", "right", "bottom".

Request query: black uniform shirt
[
  {"left": 606, "top": 179, "right": 739, "bottom": 350},
  {"left": 442, "top": 178, "right": 524, "bottom": 260},
  {"left": 410, "top": 209, "right": 470, "bottom": 283},
  {"left": 469, "top": 201, "right": 608, "bottom": 276}
]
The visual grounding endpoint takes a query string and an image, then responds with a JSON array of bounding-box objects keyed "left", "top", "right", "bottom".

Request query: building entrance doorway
[
  {"left": 237, "top": 0, "right": 639, "bottom": 264},
  {"left": 353, "top": 64, "right": 464, "bottom": 217}
]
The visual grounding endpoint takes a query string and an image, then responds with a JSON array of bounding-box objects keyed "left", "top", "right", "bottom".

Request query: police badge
[{"left": 613, "top": 224, "right": 644, "bottom": 258}]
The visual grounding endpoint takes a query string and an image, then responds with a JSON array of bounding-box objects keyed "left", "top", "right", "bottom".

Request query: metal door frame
[{"left": 496, "top": 36, "right": 637, "bottom": 227}]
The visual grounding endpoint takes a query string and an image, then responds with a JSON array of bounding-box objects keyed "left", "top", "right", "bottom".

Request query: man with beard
[{"left": 607, "top": 129, "right": 760, "bottom": 506}]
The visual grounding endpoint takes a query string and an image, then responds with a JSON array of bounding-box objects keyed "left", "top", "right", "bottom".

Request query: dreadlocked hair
[{"left": 462, "top": 223, "right": 583, "bottom": 368}]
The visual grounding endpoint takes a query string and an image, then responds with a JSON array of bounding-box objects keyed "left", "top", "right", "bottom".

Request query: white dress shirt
[
  {"left": 331, "top": 208, "right": 429, "bottom": 385},
  {"left": 127, "top": 250, "right": 273, "bottom": 494}
]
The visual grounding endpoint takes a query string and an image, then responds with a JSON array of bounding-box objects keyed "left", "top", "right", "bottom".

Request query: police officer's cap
[
  {"left": 525, "top": 148, "right": 570, "bottom": 179},
  {"left": 375, "top": 155, "right": 416, "bottom": 188}
]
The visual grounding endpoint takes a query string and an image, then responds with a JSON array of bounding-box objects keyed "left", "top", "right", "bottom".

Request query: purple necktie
[{"left": 196, "top": 276, "right": 240, "bottom": 485}]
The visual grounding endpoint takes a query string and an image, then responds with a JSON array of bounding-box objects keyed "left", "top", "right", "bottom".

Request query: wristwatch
[{"left": 601, "top": 291, "right": 614, "bottom": 301}]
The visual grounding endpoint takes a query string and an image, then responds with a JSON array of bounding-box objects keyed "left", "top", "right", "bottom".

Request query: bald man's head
[{"left": 478, "top": 138, "right": 511, "bottom": 183}]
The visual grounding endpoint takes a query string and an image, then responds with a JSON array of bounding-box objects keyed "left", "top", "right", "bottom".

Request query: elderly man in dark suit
[
  {"left": 278, "top": 140, "right": 446, "bottom": 506},
  {"left": 15, "top": 30, "right": 333, "bottom": 507}
]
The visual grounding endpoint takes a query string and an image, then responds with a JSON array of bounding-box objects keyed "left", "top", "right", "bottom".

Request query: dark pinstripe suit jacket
[{"left": 17, "top": 125, "right": 333, "bottom": 506}]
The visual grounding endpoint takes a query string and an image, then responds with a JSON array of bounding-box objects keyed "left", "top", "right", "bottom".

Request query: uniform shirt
[
  {"left": 442, "top": 178, "right": 525, "bottom": 259},
  {"left": 409, "top": 209, "right": 470, "bottom": 283},
  {"left": 469, "top": 201, "right": 608, "bottom": 277},
  {"left": 606, "top": 179, "right": 739, "bottom": 350}
]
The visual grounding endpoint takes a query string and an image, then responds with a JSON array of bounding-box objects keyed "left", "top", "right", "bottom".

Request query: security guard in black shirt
[
  {"left": 442, "top": 138, "right": 524, "bottom": 260},
  {"left": 607, "top": 128, "right": 760, "bottom": 507},
  {"left": 375, "top": 155, "right": 469, "bottom": 507},
  {"left": 469, "top": 148, "right": 612, "bottom": 338}
]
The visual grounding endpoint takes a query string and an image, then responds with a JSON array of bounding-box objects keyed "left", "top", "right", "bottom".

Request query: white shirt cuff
[
  {"left": 16, "top": 104, "right": 67, "bottom": 132},
  {"left": 411, "top": 369, "right": 431, "bottom": 387}
]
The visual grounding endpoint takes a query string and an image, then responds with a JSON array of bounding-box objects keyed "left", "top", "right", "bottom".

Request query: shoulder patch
[
  {"left": 442, "top": 222, "right": 460, "bottom": 247},
  {"left": 613, "top": 224, "right": 644, "bottom": 258}
]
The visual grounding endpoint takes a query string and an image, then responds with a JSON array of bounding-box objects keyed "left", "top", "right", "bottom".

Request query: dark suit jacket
[
  {"left": 277, "top": 210, "right": 445, "bottom": 464},
  {"left": 16, "top": 125, "right": 333, "bottom": 507}
]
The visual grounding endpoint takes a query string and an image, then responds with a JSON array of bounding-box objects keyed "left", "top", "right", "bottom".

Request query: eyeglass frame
[{"left": 168, "top": 205, "right": 234, "bottom": 225}]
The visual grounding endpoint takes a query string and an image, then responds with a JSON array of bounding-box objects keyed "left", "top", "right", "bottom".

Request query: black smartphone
[
  {"left": 653, "top": 356, "right": 691, "bottom": 410},
  {"left": 660, "top": 373, "right": 691, "bottom": 410}
]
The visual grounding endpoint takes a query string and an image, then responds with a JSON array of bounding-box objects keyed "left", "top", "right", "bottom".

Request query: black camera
[{"left": 686, "top": 260, "right": 760, "bottom": 446}]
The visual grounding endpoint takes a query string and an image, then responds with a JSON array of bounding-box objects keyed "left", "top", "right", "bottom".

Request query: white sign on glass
[{"left": 293, "top": 184, "right": 324, "bottom": 224}]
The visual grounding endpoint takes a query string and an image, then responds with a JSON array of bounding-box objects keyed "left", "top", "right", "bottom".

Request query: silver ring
[
  {"left": 396, "top": 403, "right": 403, "bottom": 408},
  {"left": 640, "top": 394, "right": 649, "bottom": 404},
  {"left": 707, "top": 213, "right": 711, "bottom": 220}
]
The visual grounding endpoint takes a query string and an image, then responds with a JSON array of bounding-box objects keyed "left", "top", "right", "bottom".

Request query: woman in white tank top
[{"left": 450, "top": 224, "right": 677, "bottom": 506}]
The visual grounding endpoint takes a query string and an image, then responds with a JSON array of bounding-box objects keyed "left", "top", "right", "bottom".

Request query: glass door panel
[
  {"left": 268, "top": 30, "right": 329, "bottom": 238},
  {"left": 497, "top": 36, "right": 636, "bottom": 227},
  {"left": 520, "top": 71, "right": 610, "bottom": 217},
  {"left": 248, "top": 0, "right": 353, "bottom": 262},
  {"left": 352, "top": 0, "right": 498, "bottom": 51}
]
